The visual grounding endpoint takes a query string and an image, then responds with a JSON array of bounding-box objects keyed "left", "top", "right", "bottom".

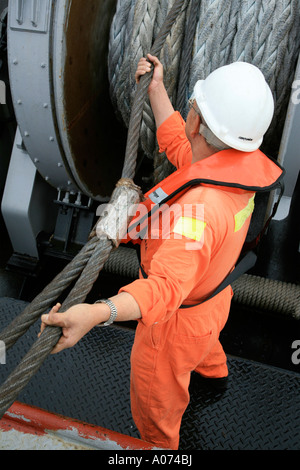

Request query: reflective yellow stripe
[
  {"left": 173, "top": 217, "right": 207, "bottom": 241},
  {"left": 234, "top": 195, "right": 255, "bottom": 232}
]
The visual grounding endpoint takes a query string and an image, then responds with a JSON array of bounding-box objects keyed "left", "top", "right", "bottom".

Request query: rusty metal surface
[
  {"left": 7, "top": 0, "right": 78, "bottom": 194},
  {"left": 1, "top": 402, "right": 159, "bottom": 450}
]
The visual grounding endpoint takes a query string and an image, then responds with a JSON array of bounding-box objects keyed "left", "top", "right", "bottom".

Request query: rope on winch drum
[
  {"left": 0, "top": 0, "right": 187, "bottom": 420},
  {"left": 108, "top": 0, "right": 300, "bottom": 180}
]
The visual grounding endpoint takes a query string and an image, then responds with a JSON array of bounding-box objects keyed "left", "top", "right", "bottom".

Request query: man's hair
[{"left": 198, "top": 108, "right": 231, "bottom": 151}]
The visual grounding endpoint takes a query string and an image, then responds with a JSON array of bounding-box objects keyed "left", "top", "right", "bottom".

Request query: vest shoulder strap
[
  {"left": 139, "top": 250, "right": 257, "bottom": 309},
  {"left": 138, "top": 180, "right": 285, "bottom": 308}
]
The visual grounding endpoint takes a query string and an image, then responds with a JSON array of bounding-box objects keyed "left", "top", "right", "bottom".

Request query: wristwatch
[{"left": 94, "top": 299, "right": 118, "bottom": 326}]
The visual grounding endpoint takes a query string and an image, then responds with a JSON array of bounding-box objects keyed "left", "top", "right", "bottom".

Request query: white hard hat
[{"left": 193, "top": 62, "right": 274, "bottom": 152}]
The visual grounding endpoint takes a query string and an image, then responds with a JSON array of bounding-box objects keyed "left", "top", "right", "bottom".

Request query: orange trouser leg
[
  {"left": 130, "top": 363, "right": 189, "bottom": 450},
  {"left": 130, "top": 318, "right": 221, "bottom": 449},
  {"left": 130, "top": 322, "right": 192, "bottom": 450},
  {"left": 194, "top": 339, "right": 228, "bottom": 378}
]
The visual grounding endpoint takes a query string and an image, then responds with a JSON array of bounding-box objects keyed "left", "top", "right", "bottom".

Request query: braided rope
[
  {"left": 230, "top": 1, "right": 261, "bottom": 63},
  {"left": 114, "top": 0, "right": 157, "bottom": 130},
  {"left": 112, "top": 0, "right": 189, "bottom": 161},
  {"left": 233, "top": 275, "right": 300, "bottom": 320},
  {"left": 153, "top": 0, "right": 199, "bottom": 184},
  {"left": 0, "top": 237, "right": 114, "bottom": 418},
  {"left": 176, "top": 0, "right": 200, "bottom": 116},
  {"left": 188, "top": 0, "right": 237, "bottom": 118},
  {"left": 0, "top": 237, "right": 98, "bottom": 351},
  {"left": 108, "top": 0, "right": 136, "bottom": 110},
  {"left": 140, "top": 0, "right": 188, "bottom": 158},
  {"left": 108, "top": 0, "right": 300, "bottom": 181},
  {"left": 121, "top": 0, "right": 186, "bottom": 180},
  {"left": 99, "top": 246, "right": 300, "bottom": 320}
]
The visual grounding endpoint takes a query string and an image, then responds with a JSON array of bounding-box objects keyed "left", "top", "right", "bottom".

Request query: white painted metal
[
  {"left": 0, "top": 427, "right": 99, "bottom": 450},
  {"left": 1, "top": 128, "right": 57, "bottom": 258},
  {"left": 7, "top": 0, "right": 78, "bottom": 194},
  {"left": 3, "top": 0, "right": 118, "bottom": 258},
  {"left": 278, "top": 53, "right": 300, "bottom": 199},
  {"left": 7, "top": 0, "right": 119, "bottom": 202}
]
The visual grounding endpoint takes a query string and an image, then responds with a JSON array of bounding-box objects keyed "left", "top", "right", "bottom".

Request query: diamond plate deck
[{"left": 0, "top": 297, "right": 299, "bottom": 450}]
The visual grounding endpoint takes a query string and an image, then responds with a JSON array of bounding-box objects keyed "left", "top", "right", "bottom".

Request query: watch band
[{"left": 94, "top": 299, "right": 118, "bottom": 326}]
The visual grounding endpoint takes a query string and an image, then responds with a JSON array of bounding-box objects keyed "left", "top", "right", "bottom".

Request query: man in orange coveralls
[{"left": 40, "top": 54, "right": 283, "bottom": 449}]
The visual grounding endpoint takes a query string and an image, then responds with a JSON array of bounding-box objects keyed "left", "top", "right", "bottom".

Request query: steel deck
[{"left": 0, "top": 297, "right": 299, "bottom": 450}]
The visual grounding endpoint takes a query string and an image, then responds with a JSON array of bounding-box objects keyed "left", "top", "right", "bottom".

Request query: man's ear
[{"left": 190, "top": 113, "right": 201, "bottom": 139}]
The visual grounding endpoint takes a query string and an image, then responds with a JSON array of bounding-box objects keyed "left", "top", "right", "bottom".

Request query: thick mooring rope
[
  {"left": 108, "top": 0, "right": 300, "bottom": 180},
  {"left": 0, "top": 0, "right": 186, "bottom": 421},
  {"left": 0, "top": 237, "right": 98, "bottom": 351},
  {"left": 104, "top": 247, "right": 300, "bottom": 320}
]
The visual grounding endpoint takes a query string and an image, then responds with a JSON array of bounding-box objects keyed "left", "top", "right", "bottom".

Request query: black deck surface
[{"left": 0, "top": 297, "right": 299, "bottom": 450}]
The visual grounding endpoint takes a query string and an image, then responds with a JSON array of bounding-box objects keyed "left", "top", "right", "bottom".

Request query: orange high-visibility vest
[{"left": 124, "top": 147, "right": 284, "bottom": 244}]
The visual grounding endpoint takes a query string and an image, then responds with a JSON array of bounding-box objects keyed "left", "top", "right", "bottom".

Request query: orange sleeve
[
  {"left": 119, "top": 224, "right": 214, "bottom": 327},
  {"left": 157, "top": 111, "right": 192, "bottom": 169}
]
